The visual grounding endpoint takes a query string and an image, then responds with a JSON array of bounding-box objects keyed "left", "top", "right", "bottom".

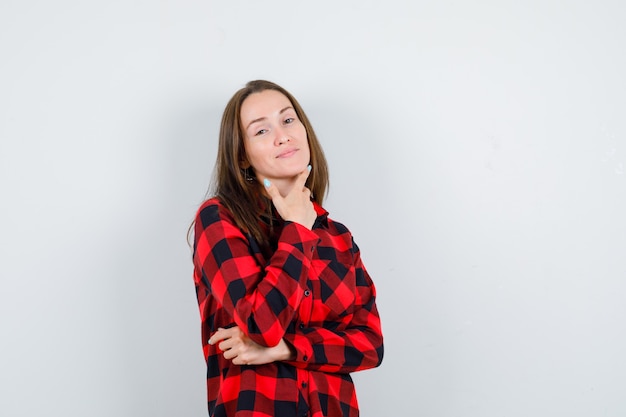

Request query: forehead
[{"left": 240, "top": 89, "right": 293, "bottom": 124}]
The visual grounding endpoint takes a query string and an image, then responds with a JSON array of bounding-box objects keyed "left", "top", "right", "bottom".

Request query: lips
[{"left": 276, "top": 148, "right": 298, "bottom": 158}]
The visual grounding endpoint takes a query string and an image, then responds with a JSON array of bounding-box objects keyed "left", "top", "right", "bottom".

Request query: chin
[{"left": 283, "top": 164, "right": 308, "bottom": 176}]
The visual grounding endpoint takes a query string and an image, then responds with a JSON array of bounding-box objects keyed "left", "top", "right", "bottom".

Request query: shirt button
[
  {"left": 303, "top": 355, "right": 308, "bottom": 361},
  {"left": 299, "top": 323, "right": 305, "bottom": 330},
  {"left": 304, "top": 290, "right": 310, "bottom": 297},
  {"left": 301, "top": 382, "right": 308, "bottom": 388}
]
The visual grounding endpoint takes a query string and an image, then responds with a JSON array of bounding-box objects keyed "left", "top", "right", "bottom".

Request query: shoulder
[
  {"left": 318, "top": 209, "right": 361, "bottom": 253},
  {"left": 197, "top": 197, "right": 223, "bottom": 213},
  {"left": 326, "top": 216, "right": 351, "bottom": 236},
  {"left": 195, "top": 197, "right": 236, "bottom": 229},
  {"left": 314, "top": 203, "right": 351, "bottom": 235}
]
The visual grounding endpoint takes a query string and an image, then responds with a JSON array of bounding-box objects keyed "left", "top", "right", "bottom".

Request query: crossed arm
[{"left": 209, "top": 326, "right": 294, "bottom": 365}]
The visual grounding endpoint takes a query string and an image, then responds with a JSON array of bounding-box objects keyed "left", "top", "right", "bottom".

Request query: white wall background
[{"left": 1, "top": 1, "right": 625, "bottom": 416}]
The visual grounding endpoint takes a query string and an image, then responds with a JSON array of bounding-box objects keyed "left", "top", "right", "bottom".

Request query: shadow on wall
[{"left": 106, "top": 95, "right": 224, "bottom": 415}]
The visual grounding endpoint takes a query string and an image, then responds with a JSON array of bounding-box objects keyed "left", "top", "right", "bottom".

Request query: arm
[
  {"left": 283, "top": 241, "right": 384, "bottom": 374},
  {"left": 194, "top": 201, "right": 318, "bottom": 347},
  {"left": 206, "top": 240, "right": 383, "bottom": 373},
  {"left": 209, "top": 326, "right": 295, "bottom": 366}
]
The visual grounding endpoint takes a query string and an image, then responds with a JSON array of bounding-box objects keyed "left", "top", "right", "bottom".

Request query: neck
[
  {"left": 273, "top": 177, "right": 298, "bottom": 197},
  {"left": 258, "top": 176, "right": 298, "bottom": 199}
]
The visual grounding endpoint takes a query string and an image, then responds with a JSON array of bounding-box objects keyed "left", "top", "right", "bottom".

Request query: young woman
[{"left": 192, "top": 80, "right": 383, "bottom": 417}]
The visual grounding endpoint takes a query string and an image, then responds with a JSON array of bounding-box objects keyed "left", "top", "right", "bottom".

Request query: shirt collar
[
  {"left": 259, "top": 200, "right": 329, "bottom": 228},
  {"left": 312, "top": 201, "right": 329, "bottom": 228}
]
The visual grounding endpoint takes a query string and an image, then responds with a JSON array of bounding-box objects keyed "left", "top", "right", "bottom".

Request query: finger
[
  {"left": 208, "top": 327, "right": 236, "bottom": 345},
  {"left": 222, "top": 344, "right": 237, "bottom": 360},
  {"left": 218, "top": 337, "right": 235, "bottom": 352},
  {"left": 295, "top": 164, "right": 312, "bottom": 190},
  {"left": 208, "top": 328, "right": 224, "bottom": 345},
  {"left": 263, "top": 178, "right": 281, "bottom": 200},
  {"left": 232, "top": 355, "right": 250, "bottom": 366}
]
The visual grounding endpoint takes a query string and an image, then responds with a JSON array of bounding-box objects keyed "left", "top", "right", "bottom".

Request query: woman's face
[{"left": 240, "top": 89, "right": 310, "bottom": 183}]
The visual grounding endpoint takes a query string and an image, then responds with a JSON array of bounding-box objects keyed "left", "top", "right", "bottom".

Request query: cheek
[
  {"left": 302, "top": 135, "right": 311, "bottom": 156},
  {"left": 245, "top": 142, "right": 269, "bottom": 167},
  {"left": 298, "top": 127, "right": 309, "bottom": 147}
]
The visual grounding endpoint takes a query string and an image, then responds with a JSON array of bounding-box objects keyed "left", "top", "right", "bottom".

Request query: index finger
[
  {"left": 295, "top": 164, "right": 312, "bottom": 190},
  {"left": 208, "top": 327, "right": 235, "bottom": 345}
]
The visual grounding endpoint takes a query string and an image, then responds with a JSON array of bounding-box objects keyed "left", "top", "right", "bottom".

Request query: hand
[
  {"left": 209, "top": 326, "right": 295, "bottom": 365},
  {"left": 263, "top": 166, "right": 317, "bottom": 230}
]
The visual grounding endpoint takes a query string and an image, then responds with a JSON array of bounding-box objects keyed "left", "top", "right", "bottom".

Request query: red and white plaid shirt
[{"left": 193, "top": 198, "right": 383, "bottom": 417}]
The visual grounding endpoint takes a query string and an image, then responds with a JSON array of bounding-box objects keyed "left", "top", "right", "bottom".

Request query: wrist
[{"left": 276, "top": 339, "right": 296, "bottom": 361}]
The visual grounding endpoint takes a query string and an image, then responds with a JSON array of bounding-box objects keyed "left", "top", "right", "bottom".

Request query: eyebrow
[{"left": 245, "top": 106, "right": 294, "bottom": 130}]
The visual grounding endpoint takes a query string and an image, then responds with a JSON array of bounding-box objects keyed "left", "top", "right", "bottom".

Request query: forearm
[
  {"left": 209, "top": 326, "right": 296, "bottom": 365},
  {"left": 273, "top": 338, "right": 297, "bottom": 362},
  {"left": 194, "top": 203, "right": 320, "bottom": 347},
  {"left": 283, "top": 323, "right": 383, "bottom": 373},
  {"left": 284, "top": 261, "right": 384, "bottom": 373}
]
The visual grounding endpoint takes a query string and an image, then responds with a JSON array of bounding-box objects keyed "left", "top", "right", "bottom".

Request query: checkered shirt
[{"left": 192, "top": 198, "right": 384, "bottom": 416}]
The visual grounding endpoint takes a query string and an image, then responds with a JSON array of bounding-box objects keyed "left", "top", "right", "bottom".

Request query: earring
[{"left": 244, "top": 167, "right": 254, "bottom": 183}]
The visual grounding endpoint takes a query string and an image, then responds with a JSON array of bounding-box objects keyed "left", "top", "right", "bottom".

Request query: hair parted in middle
[{"left": 210, "top": 79, "right": 329, "bottom": 247}]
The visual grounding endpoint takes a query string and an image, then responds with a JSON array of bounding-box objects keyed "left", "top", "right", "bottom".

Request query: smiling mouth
[{"left": 276, "top": 148, "right": 298, "bottom": 158}]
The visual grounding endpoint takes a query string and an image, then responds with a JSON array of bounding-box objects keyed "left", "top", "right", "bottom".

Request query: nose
[{"left": 274, "top": 126, "right": 290, "bottom": 145}]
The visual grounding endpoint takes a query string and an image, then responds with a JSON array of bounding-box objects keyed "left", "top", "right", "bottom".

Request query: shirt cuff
[
  {"left": 283, "top": 332, "right": 313, "bottom": 365},
  {"left": 279, "top": 221, "right": 320, "bottom": 257}
]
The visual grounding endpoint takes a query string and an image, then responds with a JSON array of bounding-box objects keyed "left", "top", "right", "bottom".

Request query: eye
[
  {"left": 284, "top": 117, "right": 295, "bottom": 124},
  {"left": 254, "top": 128, "right": 268, "bottom": 136}
]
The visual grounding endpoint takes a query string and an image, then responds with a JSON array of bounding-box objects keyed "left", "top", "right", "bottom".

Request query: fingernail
[
  {"left": 208, "top": 338, "right": 213, "bottom": 345},
  {"left": 263, "top": 179, "right": 271, "bottom": 187},
  {"left": 307, "top": 165, "right": 312, "bottom": 172}
]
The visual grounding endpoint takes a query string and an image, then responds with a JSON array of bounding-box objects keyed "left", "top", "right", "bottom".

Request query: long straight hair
[{"left": 193, "top": 80, "right": 329, "bottom": 248}]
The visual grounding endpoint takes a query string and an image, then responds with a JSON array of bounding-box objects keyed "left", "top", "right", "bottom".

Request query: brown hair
[{"left": 195, "top": 80, "right": 329, "bottom": 247}]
